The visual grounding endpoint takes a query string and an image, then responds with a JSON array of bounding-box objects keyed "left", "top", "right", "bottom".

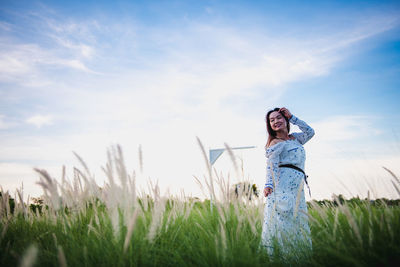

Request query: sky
[{"left": 0, "top": 0, "right": 400, "bottom": 201}]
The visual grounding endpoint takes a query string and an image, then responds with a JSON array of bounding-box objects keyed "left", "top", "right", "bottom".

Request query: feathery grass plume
[
  {"left": 224, "top": 142, "right": 239, "bottom": 180},
  {"left": 114, "top": 145, "right": 128, "bottom": 188},
  {"left": 59, "top": 166, "right": 74, "bottom": 208},
  {"left": 332, "top": 208, "right": 339, "bottom": 240},
  {"left": 72, "top": 152, "right": 102, "bottom": 202},
  {"left": 129, "top": 170, "right": 137, "bottom": 204},
  {"left": 139, "top": 144, "right": 143, "bottom": 174},
  {"left": 87, "top": 217, "right": 101, "bottom": 237},
  {"left": 333, "top": 196, "right": 362, "bottom": 245},
  {"left": 1, "top": 145, "right": 399, "bottom": 266},
  {"left": 19, "top": 244, "right": 38, "bottom": 267},
  {"left": 197, "top": 138, "right": 234, "bottom": 225},
  {"left": 35, "top": 168, "right": 61, "bottom": 210},
  {"left": 383, "top": 166, "right": 400, "bottom": 185},
  {"left": 72, "top": 152, "right": 91, "bottom": 178},
  {"left": 52, "top": 232, "right": 58, "bottom": 248},
  {"left": 57, "top": 245, "right": 67, "bottom": 267},
  {"left": 196, "top": 137, "right": 216, "bottom": 203},
  {"left": 123, "top": 209, "right": 139, "bottom": 253},
  {"left": 216, "top": 170, "right": 232, "bottom": 204},
  {"left": 383, "top": 166, "right": 400, "bottom": 195},
  {"left": 216, "top": 171, "right": 236, "bottom": 205},
  {"left": 15, "top": 184, "right": 27, "bottom": 218},
  {"left": 99, "top": 145, "right": 138, "bottom": 235},
  {"left": 193, "top": 175, "right": 209, "bottom": 198},
  {"left": 0, "top": 188, "right": 11, "bottom": 220},
  {"left": 218, "top": 220, "right": 227, "bottom": 261},
  {"left": 147, "top": 180, "right": 167, "bottom": 243},
  {"left": 1, "top": 217, "right": 8, "bottom": 242},
  {"left": 102, "top": 149, "right": 116, "bottom": 188}
]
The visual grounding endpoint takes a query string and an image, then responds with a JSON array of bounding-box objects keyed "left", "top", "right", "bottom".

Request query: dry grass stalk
[
  {"left": 193, "top": 175, "right": 209, "bottom": 199},
  {"left": 19, "top": 244, "right": 38, "bottom": 267},
  {"left": 339, "top": 204, "right": 362, "bottom": 245},
  {"left": 294, "top": 180, "right": 304, "bottom": 218},
  {"left": 1, "top": 219, "right": 8, "bottom": 241},
  {"left": 72, "top": 151, "right": 91, "bottom": 179},
  {"left": 196, "top": 137, "right": 216, "bottom": 203},
  {"left": 35, "top": 168, "right": 61, "bottom": 210},
  {"left": 383, "top": 166, "right": 400, "bottom": 185},
  {"left": 16, "top": 187, "right": 27, "bottom": 218},
  {"left": 147, "top": 199, "right": 166, "bottom": 242},
  {"left": 219, "top": 221, "right": 227, "bottom": 261},
  {"left": 124, "top": 209, "right": 139, "bottom": 253},
  {"left": 57, "top": 245, "right": 67, "bottom": 267},
  {"left": 224, "top": 143, "right": 239, "bottom": 180},
  {"left": 332, "top": 208, "right": 339, "bottom": 240},
  {"left": 139, "top": 145, "right": 143, "bottom": 174},
  {"left": 0, "top": 189, "right": 11, "bottom": 220},
  {"left": 391, "top": 181, "right": 400, "bottom": 196}
]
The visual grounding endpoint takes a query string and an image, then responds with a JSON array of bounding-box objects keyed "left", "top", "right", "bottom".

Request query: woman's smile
[{"left": 269, "top": 111, "right": 287, "bottom": 132}]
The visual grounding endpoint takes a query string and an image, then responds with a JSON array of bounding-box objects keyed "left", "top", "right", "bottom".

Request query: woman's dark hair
[{"left": 265, "top": 107, "right": 290, "bottom": 147}]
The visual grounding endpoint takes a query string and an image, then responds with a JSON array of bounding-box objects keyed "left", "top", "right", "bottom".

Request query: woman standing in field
[{"left": 261, "top": 107, "right": 314, "bottom": 257}]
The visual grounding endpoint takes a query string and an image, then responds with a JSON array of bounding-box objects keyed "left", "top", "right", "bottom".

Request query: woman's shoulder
[
  {"left": 265, "top": 139, "right": 286, "bottom": 158},
  {"left": 268, "top": 139, "right": 284, "bottom": 148}
]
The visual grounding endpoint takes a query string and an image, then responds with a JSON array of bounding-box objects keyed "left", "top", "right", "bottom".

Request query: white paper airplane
[{"left": 209, "top": 146, "right": 256, "bottom": 165}]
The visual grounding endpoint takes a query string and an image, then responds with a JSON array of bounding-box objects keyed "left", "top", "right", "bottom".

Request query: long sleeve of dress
[
  {"left": 265, "top": 142, "right": 285, "bottom": 189},
  {"left": 290, "top": 115, "right": 315, "bottom": 145}
]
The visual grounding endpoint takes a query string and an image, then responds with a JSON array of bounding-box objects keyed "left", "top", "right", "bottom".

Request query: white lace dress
[{"left": 261, "top": 114, "right": 315, "bottom": 256}]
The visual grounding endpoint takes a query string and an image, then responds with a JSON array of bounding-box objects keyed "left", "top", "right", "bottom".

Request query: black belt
[{"left": 279, "top": 164, "right": 311, "bottom": 197}]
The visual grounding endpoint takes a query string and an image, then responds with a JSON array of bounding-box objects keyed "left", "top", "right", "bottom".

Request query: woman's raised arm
[{"left": 290, "top": 115, "right": 315, "bottom": 145}]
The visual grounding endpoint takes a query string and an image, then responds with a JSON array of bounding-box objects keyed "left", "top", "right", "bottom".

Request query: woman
[{"left": 261, "top": 107, "right": 314, "bottom": 257}]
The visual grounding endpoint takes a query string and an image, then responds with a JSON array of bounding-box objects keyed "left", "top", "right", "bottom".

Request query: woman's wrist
[
  {"left": 289, "top": 114, "right": 297, "bottom": 123},
  {"left": 264, "top": 184, "right": 273, "bottom": 189}
]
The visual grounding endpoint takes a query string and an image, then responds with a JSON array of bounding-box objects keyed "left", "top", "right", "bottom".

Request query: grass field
[{"left": 1, "top": 145, "right": 400, "bottom": 266}]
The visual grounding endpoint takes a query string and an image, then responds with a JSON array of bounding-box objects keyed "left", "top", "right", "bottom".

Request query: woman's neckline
[{"left": 267, "top": 137, "right": 296, "bottom": 149}]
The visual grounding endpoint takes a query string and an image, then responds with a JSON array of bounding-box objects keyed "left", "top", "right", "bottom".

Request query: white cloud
[
  {"left": 304, "top": 115, "right": 388, "bottom": 163},
  {"left": 0, "top": 41, "right": 94, "bottom": 87},
  {"left": 50, "top": 35, "right": 95, "bottom": 58},
  {"left": 311, "top": 115, "right": 382, "bottom": 142},
  {"left": 26, "top": 115, "right": 53, "bottom": 128}
]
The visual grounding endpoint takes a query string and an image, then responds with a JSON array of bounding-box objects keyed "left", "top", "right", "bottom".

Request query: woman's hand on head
[
  {"left": 279, "top": 107, "right": 292, "bottom": 119},
  {"left": 264, "top": 187, "right": 273, "bottom": 197}
]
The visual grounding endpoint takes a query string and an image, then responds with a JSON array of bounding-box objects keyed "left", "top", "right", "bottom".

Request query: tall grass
[{"left": 0, "top": 143, "right": 399, "bottom": 266}]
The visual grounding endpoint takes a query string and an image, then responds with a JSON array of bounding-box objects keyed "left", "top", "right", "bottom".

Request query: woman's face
[{"left": 269, "top": 111, "right": 287, "bottom": 132}]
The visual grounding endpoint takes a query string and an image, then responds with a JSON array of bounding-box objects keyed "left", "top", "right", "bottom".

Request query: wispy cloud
[
  {"left": 0, "top": 10, "right": 100, "bottom": 86},
  {"left": 0, "top": 41, "right": 94, "bottom": 86},
  {"left": 312, "top": 115, "right": 382, "bottom": 142},
  {"left": 26, "top": 114, "right": 53, "bottom": 128},
  {"left": 305, "top": 114, "right": 385, "bottom": 161}
]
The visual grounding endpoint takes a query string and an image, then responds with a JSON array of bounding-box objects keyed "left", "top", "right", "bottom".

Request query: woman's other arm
[{"left": 264, "top": 141, "right": 283, "bottom": 196}]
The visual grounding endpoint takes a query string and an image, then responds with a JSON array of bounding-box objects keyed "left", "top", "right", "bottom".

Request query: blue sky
[{"left": 1, "top": 0, "right": 400, "bottom": 200}]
